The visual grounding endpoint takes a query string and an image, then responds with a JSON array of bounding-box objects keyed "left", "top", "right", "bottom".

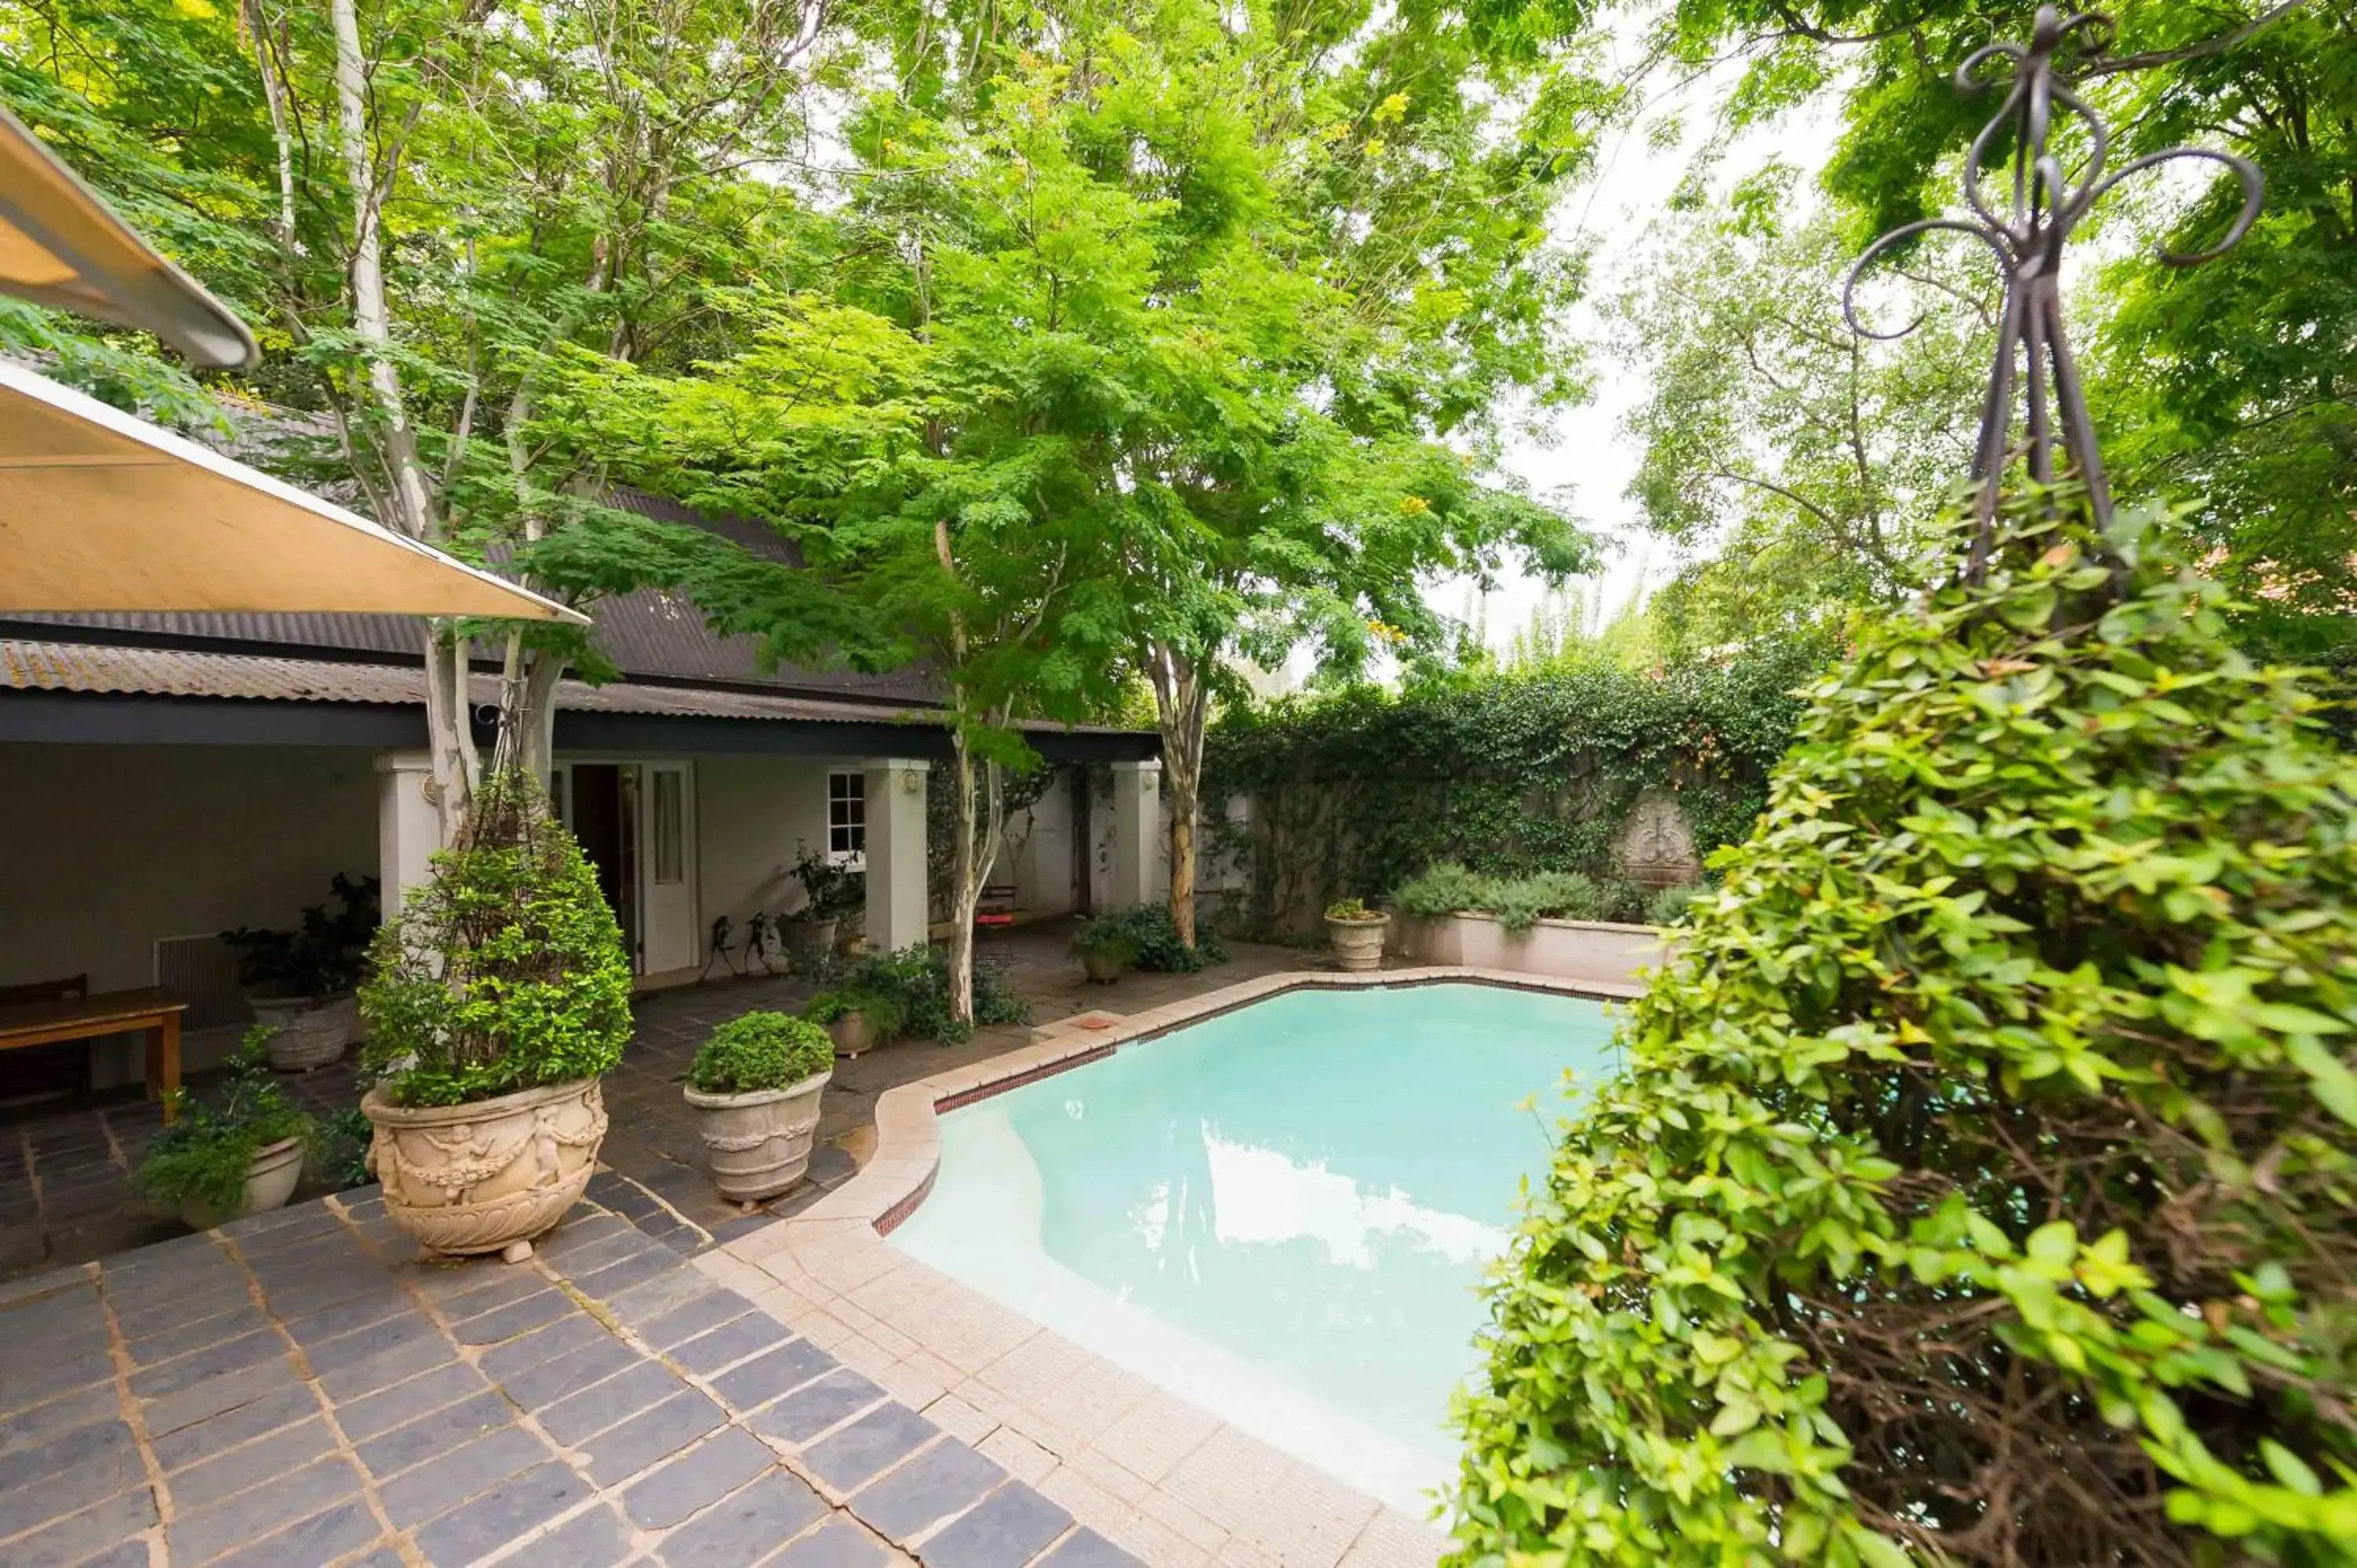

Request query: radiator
[{"left": 152, "top": 933, "right": 250, "bottom": 1031}]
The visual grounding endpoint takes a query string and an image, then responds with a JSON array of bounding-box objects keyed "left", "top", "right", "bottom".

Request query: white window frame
[{"left": 827, "top": 769, "right": 867, "bottom": 869}]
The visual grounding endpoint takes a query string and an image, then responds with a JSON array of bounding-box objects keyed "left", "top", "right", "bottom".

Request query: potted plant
[
  {"left": 1069, "top": 916, "right": 1142, "bottom": 984},
  {"left": 222, "top": 874, "right": 380, "bottom": 1071},
  {"left": 783, "top": 844, "right": 857, "bottom": 959},
  {"left": 682, "top": 1011, "right": 834, "bottom": 1203},
  {"left": 358, "top": 772, "right": 633, "bottom": 1262},
  {"left": 1325, "top": 897, "right": 1390, "bottom": 972},
  {"left": 804, "top": 987, "right": 904, "bottom": 1058},
  {"left": 134, "top": 1029, "right": 315, "bottom": 1231}
]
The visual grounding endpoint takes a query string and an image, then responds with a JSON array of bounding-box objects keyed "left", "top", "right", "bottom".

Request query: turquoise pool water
[{"left": 887, "top": 983, "right": 1619, "bottom": 1507}]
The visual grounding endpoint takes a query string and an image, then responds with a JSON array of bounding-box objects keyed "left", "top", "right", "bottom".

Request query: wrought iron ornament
[{"left": 1844, "top": 5, "right": 2264, "bottom": 580}]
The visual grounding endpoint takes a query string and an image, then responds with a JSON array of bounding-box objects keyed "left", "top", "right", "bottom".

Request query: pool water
[{"left": 887, "top": 983, "right": 1619, "bottom": 1508}]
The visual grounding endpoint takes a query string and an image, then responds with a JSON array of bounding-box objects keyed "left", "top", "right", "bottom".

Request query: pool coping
[{"left": 695, "top": 965, "right": 1637, "bottom": 1568}]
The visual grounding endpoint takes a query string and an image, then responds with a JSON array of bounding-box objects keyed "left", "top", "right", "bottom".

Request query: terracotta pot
[
  {"left": 824, "top": 1012, "right": 874, "bottom": 1058},
  {"left": 178, "top": 1134, "right": 305, "bottom": 1232},
  {"left": 363, "top": 1078, "right": 607, "bottom": 1259},
  {"left": 251, "top": 993, "right": 357, "bottom": 1072},
  {"left": 1080, "top": 950, "right": 1129, "bottom": 984},
  {"left": 1325, "top": 913, "right": 1391, "bottom": 973},
  {"left": 684, "top": 1072, "right": 830, "bottom": 1203}
]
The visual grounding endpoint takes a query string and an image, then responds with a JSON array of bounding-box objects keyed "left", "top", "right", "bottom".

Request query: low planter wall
[{"left": 1388, "top": 910, "right": 1670, "bottom": 987}]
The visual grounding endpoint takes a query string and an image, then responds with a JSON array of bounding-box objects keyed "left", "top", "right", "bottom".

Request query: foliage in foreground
[
  {"left": 839, "top": 946, "right": 1028, "bottom": 1046},
  {"left": 361, "top": 773, "right": 634, "bottom": 1107},
  {"left": 1453, "top": 500, "right": 2357, "bottom": 1566},
  {"left": 135, "top": 1032, "right": 313, "bottom": 1212},
  {"left": 687, "top": 1013, "right": 833, "bottom": 1097},
  {"left": 1090, "top": 906, "right": 1230, "bottom": 974}
]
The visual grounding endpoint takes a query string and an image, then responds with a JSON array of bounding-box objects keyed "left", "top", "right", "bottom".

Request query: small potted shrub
[
  {"left": 805, "top": 987, "right": 904, "bottom": 1058},
  {"left": 783, "top": 843, "right": 858, "bottom": 960},
  {"left": 1324, "top": 896, "right": 1390, "bottom": 972},
  {"left": 684, "top": 1011, "right": 834, "bottom": 1203},
  {"left": 135, "top": 1030, "right": 314, "bottom": 1231},
  {"left": 222, "top": 873, "right": 379, "bottom": 1071},
  {"left": 359, "top": 772, "right": 633, "bottom": 1262},
  {"left": 1069, "top": 917, "right": 1142, "bottom": 984}
]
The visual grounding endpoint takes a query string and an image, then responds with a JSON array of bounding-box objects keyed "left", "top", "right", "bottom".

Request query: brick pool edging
[{"left": 695, "top": 966, "right": 1640, "bottom": 1568}]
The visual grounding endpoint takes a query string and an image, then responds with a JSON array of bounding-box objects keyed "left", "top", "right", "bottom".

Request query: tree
[
  {"left": 1614, "top": 171, "right": 1991, "bottom": 655},
  {"left": 0, "top": 0, "right": 838, "bottom": 833}
]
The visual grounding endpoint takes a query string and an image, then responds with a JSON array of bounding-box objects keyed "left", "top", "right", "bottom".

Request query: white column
[
  {"left": 376, "top": 750, "right": 441, "bottom": 924},
  {"left": 1109, "top": 759, "right": 1160, "bottom": 910},
  {"left": 863, "top": 758, "right": 931, "bottom": 952}
]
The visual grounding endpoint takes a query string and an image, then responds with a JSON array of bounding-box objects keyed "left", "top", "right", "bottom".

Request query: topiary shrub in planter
[
  {"left": 1450, "top": 500, "right": 2357, "bottom": 1566},
  {"left": 1069, "top": 916, "right": 1143, "bottom": 984},
  {"left": 359, "top": 771, "right": 633, "bottom": 1261},
  {"left": 684, "top": 1011, "right": 834, "bottom": 1203},
  {"left": 134, "top": 1029, "right": 314, "bottom": 1231}
]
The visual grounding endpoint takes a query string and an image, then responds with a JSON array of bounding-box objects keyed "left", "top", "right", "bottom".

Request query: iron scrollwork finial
[{"left": 1843, "top": 5, "right": 2265, "bottom": 580}]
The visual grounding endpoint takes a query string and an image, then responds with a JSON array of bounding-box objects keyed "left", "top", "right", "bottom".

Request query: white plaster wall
[
  {"left": 1080, "top": 767, "right": 1171, "bottom": 913},
  {"left": 693, "top": 753, "right": 838, "bottom": 942},
  {"left": 992, "top": 771, "right": 1079, "bottom": 919},
  {"left": 0, "top": 744, "right": 378, "bottom": 1083}
]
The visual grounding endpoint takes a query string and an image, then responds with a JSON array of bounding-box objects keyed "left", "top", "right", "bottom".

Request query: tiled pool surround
[{"left": 705, "top": 966, "right": 1639, "bottom": 1568}]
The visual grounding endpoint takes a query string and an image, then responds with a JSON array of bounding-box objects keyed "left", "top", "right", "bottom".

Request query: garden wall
[
  {"left": 1389, "top": 911, "right": 1670, "bottom": 987},
  {"left": 1199, "top": 646, "right": 1818, "bottom": 936}
]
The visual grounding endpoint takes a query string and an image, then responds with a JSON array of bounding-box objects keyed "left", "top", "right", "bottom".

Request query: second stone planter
[
  {"left": 1325, "top": 911, "right": 1391, "bottom": 972},
  {"left": 685, "top": 1071, "right": 831, "bottom": 1203}
]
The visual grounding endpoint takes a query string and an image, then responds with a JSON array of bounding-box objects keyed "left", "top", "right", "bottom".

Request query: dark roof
[{"left": 9, "top": 486, "right": 942, "bottom": 707}]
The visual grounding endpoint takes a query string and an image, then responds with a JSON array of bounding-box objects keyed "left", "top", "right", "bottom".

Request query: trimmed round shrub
[
  {"left": 361, "top": 771, "right": 634, "bottom": 1107},
  {"left": 687, "top": 1011, "right": 832, "bottom": 1096},
  {"left": 1452, "top": 500, "right": 2357, "bottom": 1566}
]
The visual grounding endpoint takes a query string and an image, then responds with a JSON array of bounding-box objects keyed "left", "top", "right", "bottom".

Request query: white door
[{"left": 639, "top": 760, "right": 697, "bottom": 973}]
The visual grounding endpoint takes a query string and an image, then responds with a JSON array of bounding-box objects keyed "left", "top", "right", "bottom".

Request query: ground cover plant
[
  {"left": 1393, "top": 863, "right": 1660, "bottom": 932},
  {"left": 1452, "top": 497, "right": 2357, "bottom": 1566},
  {"left": 840, "top": 945, "right": 1028, "bottom": 1046},
  {"left": 1090, "top": 905, "right": 1230, "bottom": 975}
]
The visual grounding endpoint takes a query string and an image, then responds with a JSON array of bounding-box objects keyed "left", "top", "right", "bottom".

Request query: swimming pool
[{"left": 886, "top": 981, "right": 1618, "bottom": 1509}]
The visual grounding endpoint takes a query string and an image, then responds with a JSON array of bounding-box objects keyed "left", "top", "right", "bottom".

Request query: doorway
[{"left": 551, "top": 759, "right": 698, "bottom": 976}]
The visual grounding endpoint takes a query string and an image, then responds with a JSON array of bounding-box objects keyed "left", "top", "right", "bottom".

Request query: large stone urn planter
[
  {"left": 1326, "top": 912, "right": 1391, "bottom": 973},
  {"left": 1080, "top": 950, "right": 1130, "bottom": 984},
  {"left": 251, "top": 992, "right": 357, "bottom": 1071},
  {"left": 363, "top": 1078, "right": 607, "bottom": 1260},
  {"left": 786, "top": 917, "right": 838, "bottom": 961},
  {"left": 178, "top": 1135, "right": 306, "bottom": 1232},
  {"left": 684, "top": 1072, "right": 830, "bottom": 1203}
]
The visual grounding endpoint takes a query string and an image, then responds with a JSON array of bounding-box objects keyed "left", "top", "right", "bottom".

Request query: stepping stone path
[{"left": 0, "top": 1190, "right": 1146, "bottom": 1568}]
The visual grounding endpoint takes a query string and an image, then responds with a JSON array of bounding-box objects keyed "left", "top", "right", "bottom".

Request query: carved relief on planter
[
  {"left": 1615, "top": 792, "right": 1701, "bottom": 888},
  {"left": 364, "top": 1077, "right": 607, "bottom": 1258}
]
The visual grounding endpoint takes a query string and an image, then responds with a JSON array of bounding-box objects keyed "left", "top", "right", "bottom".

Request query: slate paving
[{"left": 0, "top": 1192, "right": 1149, "bottom": 1568}]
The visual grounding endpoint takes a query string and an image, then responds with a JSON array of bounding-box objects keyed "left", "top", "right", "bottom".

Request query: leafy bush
[
  {"left": 1069, "top": 916, "right": 1143, "bottom": 963},
  {"left": 1391, "top": 863, "right": 1608, "bottom": 932},
  {"left": 1643, "top": 883, "right": 1701, "bottom": 927},
  {"left": 687, "top": 1012, "right": 833, "bottom": 1095},
  {"left": 134, "top": 1030, "right": 314, "bottom": 1212},
  {"left": 804, "top": 986, "right": 908, "bottom": 1040},
  {"left": 222, "top": 873, "right": 380, "bottom": 996},
  {"left": 1324, "top": 897, "right": 1380, "bottom": 921},
  {"left": 361, "top": 772, "right": 635, "bottom": 1107},
  {"left": 1452, "top": 502, "right": 2357, "bottom": 1566},
  {"left": 317, "top": 1106, "right": 375, "bottom": 1191},
  {"left": 1092, "top": 904, "right": 1230, "bottom": 973},
  {"left": 841, "top": 944, "right": 1028, "bottom": 1044},
  {"left": 786, "top": 842, "right": 863, "bottom": 923}
]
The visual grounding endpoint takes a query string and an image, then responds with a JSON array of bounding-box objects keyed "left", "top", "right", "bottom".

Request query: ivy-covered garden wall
[{"left": 1199, "top": 640, "right": 1827, "bottom": 936}]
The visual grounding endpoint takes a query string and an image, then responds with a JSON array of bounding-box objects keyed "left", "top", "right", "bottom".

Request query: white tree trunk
[
  {"left": 330, "top": 0, "right": 471, "bottom": 834},
  {"left": 1150, "top": 641, "right": 1208, "bottom": 948},
  {"left": 944, "top": 732, "right": 1006, "bottom": 1028}
]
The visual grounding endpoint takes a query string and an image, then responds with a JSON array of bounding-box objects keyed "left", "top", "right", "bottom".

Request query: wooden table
[{"left": 0, "top": 987, "right": 187, "bottom": 1119}]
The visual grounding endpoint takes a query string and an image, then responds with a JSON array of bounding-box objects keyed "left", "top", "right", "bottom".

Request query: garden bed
[{"left": 1386, "top": 910, "right": 1669, "bottom": 986}]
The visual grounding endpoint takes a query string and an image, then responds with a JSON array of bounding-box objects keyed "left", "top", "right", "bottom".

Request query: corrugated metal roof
[
  {"left": 0, "top": 639, "right": 1139, "bottom": 735},
  {"left": 7, "top": 485, "right": 942, "bottom": 705}
]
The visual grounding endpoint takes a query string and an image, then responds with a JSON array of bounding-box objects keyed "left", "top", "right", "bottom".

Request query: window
[
  {"left": 651, "top": 768, "right": 684, "bottom": 885},
  {"left": 828, "top": 771, "right": 866, "bottom": 866}
]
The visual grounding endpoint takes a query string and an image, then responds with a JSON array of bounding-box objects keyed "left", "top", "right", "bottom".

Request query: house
[{"left": 0, "top": 491, "right": 1167, "bottom": 1087}]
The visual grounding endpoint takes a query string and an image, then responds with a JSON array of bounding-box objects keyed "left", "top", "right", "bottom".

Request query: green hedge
[
  {"left": 1201, "top": 642, "right": 1822, "bottom": 934},
  {"left": 1451, "top": 502, "right": 2357, "bottom": 1566}
]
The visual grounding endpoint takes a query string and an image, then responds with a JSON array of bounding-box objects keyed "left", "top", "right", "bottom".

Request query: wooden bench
[{"left": 0, "top": 987, "right": 186, "bottom": 1120}]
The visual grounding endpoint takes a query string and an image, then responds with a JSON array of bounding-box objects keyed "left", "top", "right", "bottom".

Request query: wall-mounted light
[{"left": 900, "top": 769, "right": 921, "bottom": 795}]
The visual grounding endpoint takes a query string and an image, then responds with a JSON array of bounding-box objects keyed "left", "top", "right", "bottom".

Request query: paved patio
[
  {"left": 0, "top": 925, "right": 1310, "bottom": 1284},
  {"left": 0, "top": 1189, "right": 1151, "bottom": 1567}
]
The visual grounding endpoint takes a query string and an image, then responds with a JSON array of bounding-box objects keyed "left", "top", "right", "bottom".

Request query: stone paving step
[{"left": 0, "top": 1190, "right": 1151, "bottom": 1568}]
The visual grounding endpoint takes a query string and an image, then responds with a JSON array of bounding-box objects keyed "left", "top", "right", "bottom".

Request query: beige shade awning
[
  {"left": 0, "top": 105, "right": 259, "bottom": 371},
  {"left": 0, "top": 358, "right": 586, "bottom": 621}
]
